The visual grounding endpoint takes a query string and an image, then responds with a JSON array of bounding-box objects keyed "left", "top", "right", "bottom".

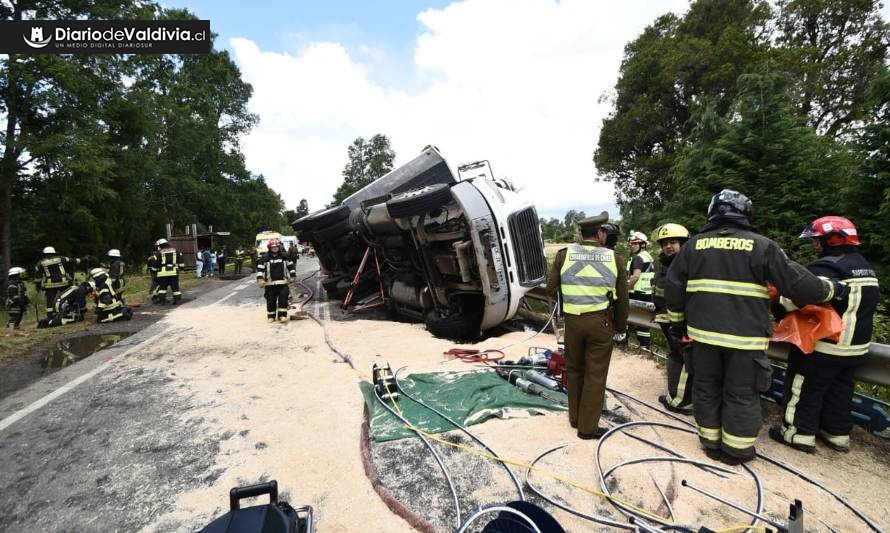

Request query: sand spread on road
[{"left": 136, "top": 299, "right": 888, "bottom": 532}]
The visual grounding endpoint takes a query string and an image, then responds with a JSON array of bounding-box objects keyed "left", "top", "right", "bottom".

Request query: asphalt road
[{"left": 0, "top": 259, "right": 322, "bottom": 532}]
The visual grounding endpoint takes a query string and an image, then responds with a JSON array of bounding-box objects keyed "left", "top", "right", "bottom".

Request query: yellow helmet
[{"left": 656, "top": 223, "right": 690, "bottom": 242}]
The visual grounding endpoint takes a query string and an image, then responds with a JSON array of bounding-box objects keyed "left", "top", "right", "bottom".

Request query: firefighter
[
  {"left": 153, "top": 238, "right": 184, "bottom": 305},
  {"left": 90, "top": 268, "right": 132, "bottom": 323},
  {"left": 39, "top": 282, "right": 93, "bottom": 328},
  {"left": 770, "top": 216, "right": 879, "bottom": 453},
  {"left": 665, "top": 190, "right": 845, "bottom": 464},
  {"left": 652, "top": 223, "right": 693, "bottom": 414},
  {"left": 256, "top": 239, "right": 296, "bottom": 323},
  {"left": 626, "top": 231, "right": 655, "bottom": 348},
  {"left": 5, "top": 267, "right": 30, "bottom": 336},
  {"left": 107, "top": 249, "right": 126, "bottom": 296},
  {"left": 34, "top": 246, "right": 82, "bottom": 316},
  {"left": 546, "top": 212, "right": 628, "bottom": 439},
  {"left": 146, "top": 248, "right": 159, "bottom": 299}
]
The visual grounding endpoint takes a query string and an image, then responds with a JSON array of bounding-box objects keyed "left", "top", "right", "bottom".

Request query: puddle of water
[{"left": 41, "top": 332, "right": 133, "bottom": 369}]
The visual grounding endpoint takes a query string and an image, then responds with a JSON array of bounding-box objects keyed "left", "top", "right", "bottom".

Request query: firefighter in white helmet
[
  {"left": 5, "top": 267, "right": 30, "bottom": 336},
  {"left": 34, "top": 246, "right": 82, "bottom": 317},
  {"left": 106, "top": 249, "right": 126, "bottom": 295},
  {"left": 626, "top": 231, "right": 655, "bottom": 348}
]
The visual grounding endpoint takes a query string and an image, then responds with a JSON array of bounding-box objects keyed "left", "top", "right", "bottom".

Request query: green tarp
[{"left": 360, "top": 370, "right": 567, "bottom": 442}]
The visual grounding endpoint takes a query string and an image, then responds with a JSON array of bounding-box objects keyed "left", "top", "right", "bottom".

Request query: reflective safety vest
[
  {"left": 96, "top": 283, "right": 123, "bottom": 322},
  {"left": 38, "top": 257, "right": 71, "bottom": 289},
  {"left": 559, "top": 244, "right": 618, "bottom": 315},
  {"left": 257, "top": 253, "right": 294, "bottom": 285},
  {"left": 157, "top": 249, "right": 180, "bottom": 277},
  {"left": 627, "top": 250, "right": 655, "bottom": 295}
]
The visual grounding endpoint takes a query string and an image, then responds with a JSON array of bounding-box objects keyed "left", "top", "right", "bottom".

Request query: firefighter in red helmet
[
  {"left": 770, "top": 216, "right": 879, "bottom": 454},
  {"left": 256, "top": 238, "right": 296, "bottom": 323}
]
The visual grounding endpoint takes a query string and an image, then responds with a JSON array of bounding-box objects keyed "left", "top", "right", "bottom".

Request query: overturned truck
[{"left": 292, "top": 146, "right": 547, "bottom": 339}]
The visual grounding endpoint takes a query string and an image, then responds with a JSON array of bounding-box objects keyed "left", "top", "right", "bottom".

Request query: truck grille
[{"left": 508, "top": 207, "right": 546, "bottom": 286}]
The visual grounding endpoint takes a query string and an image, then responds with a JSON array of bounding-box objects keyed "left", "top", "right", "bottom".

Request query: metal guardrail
[{"left": 524, "top": 287, "right": 890, "bottom": 388}]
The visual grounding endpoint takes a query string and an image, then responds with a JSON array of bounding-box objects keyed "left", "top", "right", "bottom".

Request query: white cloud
[{"left": 232, "top": 0, "right": 689, "bottom": 219}]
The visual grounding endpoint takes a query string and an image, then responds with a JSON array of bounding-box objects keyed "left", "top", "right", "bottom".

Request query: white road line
[
  {"left": 0, "top": 282, "right": 249, "bottom": 432},
  {"left": 0, "top": 328, "right": 168, "bottom": 432}
]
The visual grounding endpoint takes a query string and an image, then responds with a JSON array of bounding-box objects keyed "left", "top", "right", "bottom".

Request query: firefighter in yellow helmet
[
  {"left": 652, "top": 223, "right": 692, "bottom": 414},
  {"left": 626, "top": 231, "right": 655, "bottom": 348},
  {"left": 546, "top": 212, "right": 628, "bottom": 439}
]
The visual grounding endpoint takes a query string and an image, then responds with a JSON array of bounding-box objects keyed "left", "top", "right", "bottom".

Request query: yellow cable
[{"left": 715, "top": 526, "right": 769, "bottom": 533}]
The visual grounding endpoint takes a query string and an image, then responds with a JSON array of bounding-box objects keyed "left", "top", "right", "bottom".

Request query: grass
[{"left": 0, "top": 271, "right": 210, "bottom": 362}]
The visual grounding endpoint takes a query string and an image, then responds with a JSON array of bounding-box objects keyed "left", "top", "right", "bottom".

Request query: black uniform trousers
[
  {"left": 44, "top": 286, "right": 68, "bottom": 314},
  {"left": 6, "top": 305, "right": 25, "bottom": 327},
  {"left": 660, "top": 323, "right": 693, "bottom": 408},
  {"left": 692, "top": 343, "right": 772, "bottom": 459},
  {"left": 155, "top": 276, "right": 181, "bottom": 303},
  {"left": 629, "top": 292, "right": 651, "bottom": 346},
  {"left": 265, "top": 284, "right": 290, "bottom": 320},
  {"left": 780, "top": 348, "right": 861, "bottom": 446},
  {"left": 564, "top": 311, "right": 613, "bottom": 435}
]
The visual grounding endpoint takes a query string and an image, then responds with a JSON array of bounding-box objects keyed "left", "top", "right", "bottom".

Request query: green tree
[
  {"left": 1, "top": 0, "right": 141, "bottom": 281},
  {"left": 668, "top": 71, "right": 856, "bottom": 257},
  {"left": 331, "top": 134, "right": 395, "bottom": 205},
  {"left": 594, "top": 0, "right": 770, "bottom": 220},
  {"left": 844, "top": 66, "right": 890, "bottom": 282},
  {"left": 296, "top": 199, "right": 310, "bottom": 219},
  {"left": 772, "top": 0, "right": 890, "bottom": 137}
]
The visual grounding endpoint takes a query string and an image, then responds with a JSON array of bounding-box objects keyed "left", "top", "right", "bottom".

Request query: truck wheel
[
  {"left": 424, "top": 297, "right": 483, "bottom": 340},
  {"left": 386, "top": 184, "right": 453, "bottom": 218},
  {"left": 322, "top": 276, "right": 346, "bottom": 299},
  {"left": 313, "top": 218, "right": 353, "bottom": 242},
  {"left": 292, "top": 205, "right": 350, "bottom": 231}
]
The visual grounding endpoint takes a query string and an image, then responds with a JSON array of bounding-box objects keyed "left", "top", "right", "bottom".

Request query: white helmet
[
  {"left": 628, "top": 231, "right": 648, "bottom": 245},
  {"left": 8, "top": 266, "right": 25, "bottom": 277},
  {"left": 43, "top": 246, "right": 57, "bottom": 254},
  {"left": 108, "top": 249, "right": 121, "bottom": 258},
  {"left": 89, "top": 267, "right": 107, "bottom": 279},
  {"left": 155, "top": 238, "right": 169, "bottom": 247}
]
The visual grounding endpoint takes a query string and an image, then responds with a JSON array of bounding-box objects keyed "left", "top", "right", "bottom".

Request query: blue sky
[
  {"left": 179, "top": 0, "right": 452, "bottom": 88},
  {"left": 165, "top": 1, "right": 689, "bottom": 220}
]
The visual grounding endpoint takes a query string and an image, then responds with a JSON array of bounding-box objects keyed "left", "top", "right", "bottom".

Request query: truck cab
[{"left": 292, "top": 146, "right": 546, "bottom": 339}]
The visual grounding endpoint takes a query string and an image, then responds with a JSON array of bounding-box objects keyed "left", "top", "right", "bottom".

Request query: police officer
[
  {"left": 107, "top": 249, "right": 126, "bottom": 295},
  {"left": 770, "top": 216, "right": 879, "bottom": 453},
  {"left": 546, "top": 212, "right": 628, "bottom": 439},
  {"left": 665, "top": 190, "right": 844, "bottom": 464},
  {"left": 626, "top": 231, "right": 655, "bottom": 348},
  {"left": 90, "top": 268, "right": 132, "bottom": 323},
  {"left": 256, "top": 239, "right": 296, "bottom": 323},
  {"left": 34, "top": 246, "right": 81, "bottom": 316},
  {"left": 5, "top": 267, "right": 30, "bottom": 336},
  {"left": 652, "top": 223, "right": 693, "bottom": 413},
  {"left": 154, "top": 238, "right": 184, "bottom": 305}
]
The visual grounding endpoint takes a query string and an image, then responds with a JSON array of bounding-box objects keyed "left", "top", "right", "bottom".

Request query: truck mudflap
[{"left": 450, "top": 181, "right": 510, "bottom": 330}]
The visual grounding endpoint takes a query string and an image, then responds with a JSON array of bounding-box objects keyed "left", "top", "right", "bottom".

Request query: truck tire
[
  {"left": 292, "top": 205, "right": 350, "bottom": 231},
  {"left": 322, "top": 276, "right": 346, "bottom": 299},
  {"left": 314, "top": 219, "right": 353, "bottom": 242},
  {"left": 386, "top": 184, "right": 453, "bottom": 218},
  {"left": 424, "top": 297, "right": 483, "bottom": 340}
]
